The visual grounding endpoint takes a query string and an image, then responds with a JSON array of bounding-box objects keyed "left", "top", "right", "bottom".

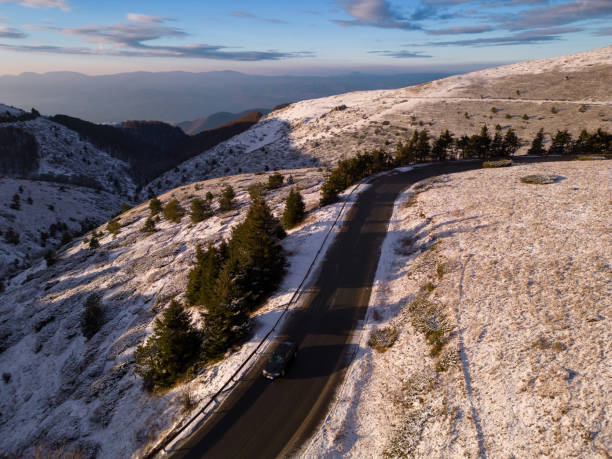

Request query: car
[{"left": 262, "top": 341, "right": 297, "bottom": 380}]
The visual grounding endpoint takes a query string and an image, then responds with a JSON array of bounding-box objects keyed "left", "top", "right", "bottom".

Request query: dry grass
[
  {"left": 368, "top": 327, "right": 399, "bottom": 352},
  {"left": 326, "top": 160, "right": 611, "bottom": 458},
  {"left": 576, "top": 155, "right": 606, "bottom": 161},
  {"left": 483, "top": 159, "right": 513, "bottom": 168},
  {"left": 520, "top": 174, "right": 559, "bottom": 184}
]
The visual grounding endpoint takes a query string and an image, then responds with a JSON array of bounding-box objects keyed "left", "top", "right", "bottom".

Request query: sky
[{"left": 0, "top": 0, "right": 610, "bottom": 75}]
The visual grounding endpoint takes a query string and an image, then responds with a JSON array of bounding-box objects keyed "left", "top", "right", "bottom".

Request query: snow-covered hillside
[
  {"left": 0, "top": 178, "right": 123, "bottom": 283},
  {"left": 2, "top": 116, "right": 136, "bottom": 196},
  {"left": 305, "top": 159, "right": 611, "bottom": 457},
  {"left": 0, "top": 103, "right": 23, "bottom": 118},
  {"left": 148, "top": 46, "right": 612, "bottom": 197},
  {"left": 0, "top": 112, "right": 138, "bottom": 282},
  {"left": 0, "top": 168, "right": 365, "bottom": 457}
]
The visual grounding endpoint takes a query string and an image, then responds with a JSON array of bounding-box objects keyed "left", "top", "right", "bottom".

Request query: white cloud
[
  {"left": 0, "top": 0, "right": 70, "bottom": 11},
  {"left": 126, "top": 13, "right": 169, "bottom": 24}
]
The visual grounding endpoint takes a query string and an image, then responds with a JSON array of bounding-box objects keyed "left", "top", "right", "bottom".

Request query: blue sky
[{"left": 0, "top": 0, "right": 610, "bottom": 75}]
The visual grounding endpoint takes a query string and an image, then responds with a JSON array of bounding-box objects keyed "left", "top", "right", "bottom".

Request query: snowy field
[
  {"left": 0, "top": 168, "right": 366, "bottom": 458},
  {"left": 304, "top": 159, "right": 611, "bottom": 457}
]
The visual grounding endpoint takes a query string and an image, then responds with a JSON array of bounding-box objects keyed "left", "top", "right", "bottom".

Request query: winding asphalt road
[{"left": 171, "top": 157, "right": 562, "bottom": 459}]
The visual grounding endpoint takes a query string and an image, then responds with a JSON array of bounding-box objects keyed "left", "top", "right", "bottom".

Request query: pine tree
[
  {"left": 491, "top": 126, "right": 504, "bottom": 158},
  {"left": 81, "top": 293, "right": 104, "bottom": 339},
  {"left": 282, "top": 188, "right": 306, "bottom": 229},
  {"left": 319, "top": 178, "right": 340, "bottom": 206},
  {"left": 247, "top": 183, "right": 266, "bottom": 201},
  {"left": 396, "top": 131, "right": 418, "bottom": 165},
  {"left": 415, "top": 130, "right": 431, "bottom": 162},
  {"left": 527, "top": 128, "right": 546, "bottom": 155},
  {"left": 163, "top": 199, "right": 185, "bottom": 223},
  {"left": 456, "top": 135, "right": 471, "bottom": 159},
  {"left": 549, "top": 130, "right": 573, "bottom": 155},
  {"left": 10, "top": 194, "right": 20, "bottom": 210},
  {"left": 141, "top": 217, "right": 156, "bottom": 234},
  {"left": 202, "top": 266, "right": 250, "bottom": 359},
  {"left": 106, "top": 218, "right": 121, "bottom": 238},
  {"left": 88, "top": 236, "right": 100, "bottom": 249},
  {"left": 149, "top": 197, "right": 163, "bottom": 216},
  {"left": 432, "top": 130, "right": 453, "bottom": 161},
  {"left": 134, "top": 300, "right": 202, "bottom": 389},
  {"left": 502, "top": 129, "right": 521, "bottom": 156},
  {"left": 229, "top": 197, "right": 286, "bottom": 307},
  {"left": 267, "top": 172, "right": 284, "bottom": 190},
  {"left": 186, "top": 243, "right": 227, "bottom": 307},
  {"left": 190, "top": 197, "right": 213, "bottom": 223},
  {"left": 219, "top": 185, "right": 236, "bottom": 212},
  {"left": 475, "top": 125, "right": 491, "bottom": 159}
]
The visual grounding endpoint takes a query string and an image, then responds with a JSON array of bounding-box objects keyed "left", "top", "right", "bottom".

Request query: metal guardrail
[{"left": 145, "top": 183, "right": 362, "bottom": 458}]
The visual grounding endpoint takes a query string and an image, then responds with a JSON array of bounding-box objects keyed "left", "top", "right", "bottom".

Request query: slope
[
  {"left": 177, "top": 109, "right": 270, "bottom": 135},
  {"left": 147, "top": 46, "right": 612, "bottom": 198}
]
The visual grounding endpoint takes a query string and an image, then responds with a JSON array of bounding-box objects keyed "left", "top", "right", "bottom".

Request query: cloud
[
  {"left": 426, "top": 25, "right": 492, "bottom": 35},
  {"left": 2, "top": 17, "right": 312, "bottom": 61},
  {"left": 0, "top": 17, "right": 26, "bottom": 38},
  {"left": 334, "top": 0, "right": 421, "bottom": 30},
  {"left": 423, "top": 27, "right": 583, "bottom": 46},
  {"left": 230, "top": 10, "right": 288, "bottom": 24},
  {"left": 125, "top": 13, "right": 171, "bottom": 24},
  {"left": 41, "top": 22, "right": 189, "bottom": 48},
  {"left": 505, "top": 0, "right": 612, "bottom": 29},
  {"left": 423, "top": 0, "right": 548, "bottom": 5},
  {"left": 0, "top": 24, "right": 26, "bottom": 38},
  {"left": 0, "top": 42, "right": 313, "bottom": 60},
  {"left": 593, "top": 26, "right": 612, "bottom": 36},
  {"left": 369, "top": 49, "right": 432, "bottom": 58},
  {"left": 0, "top": 0, "right": 70, "bottom": 11}
]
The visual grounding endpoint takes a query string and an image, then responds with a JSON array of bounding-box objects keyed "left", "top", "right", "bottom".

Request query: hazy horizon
[{"left": 0, "top": 70, "right": 458, "bottom": 123}]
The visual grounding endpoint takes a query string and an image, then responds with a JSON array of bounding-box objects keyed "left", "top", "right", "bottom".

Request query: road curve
[{"left": 170, "top": 157, "right": 564, "bottom": 459}]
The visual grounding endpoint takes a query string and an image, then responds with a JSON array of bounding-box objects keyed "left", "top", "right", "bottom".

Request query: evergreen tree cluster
[
  {"left": 186, "top": 197, "right": 286, "bottom": 360},
  {"left": 319, "top": 125, "right": 609, "bottom": 207},
  {"left": 0, "top": 107, "right": 40, "bottom": 124},
  {"left": 134, "top": 300, "right": 202, "bottom": 390},
  {"left": 320, "top": 149, "right": 392, "bottom": 206}
]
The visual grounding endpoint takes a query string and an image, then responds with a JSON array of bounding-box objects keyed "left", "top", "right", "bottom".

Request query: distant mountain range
[
  {"left": 177, "top": 108, "right": 270, "bottom": 135},
  {"left": 0, "top": 71, "right": 451, "bottom": 123}
]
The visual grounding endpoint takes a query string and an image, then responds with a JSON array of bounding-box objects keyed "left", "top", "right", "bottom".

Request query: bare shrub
[
  {"left": 435, "top": 347, "right": 460, "bottom": 373},
  {"left": 180, "top": 388, "right": 196, "bottom": 413},
  {"left": 407, "top": 295, "right": 453, "bottom": 357},
  {"left": 368, "top": 327, "right": 398, "bottom": 352}
]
